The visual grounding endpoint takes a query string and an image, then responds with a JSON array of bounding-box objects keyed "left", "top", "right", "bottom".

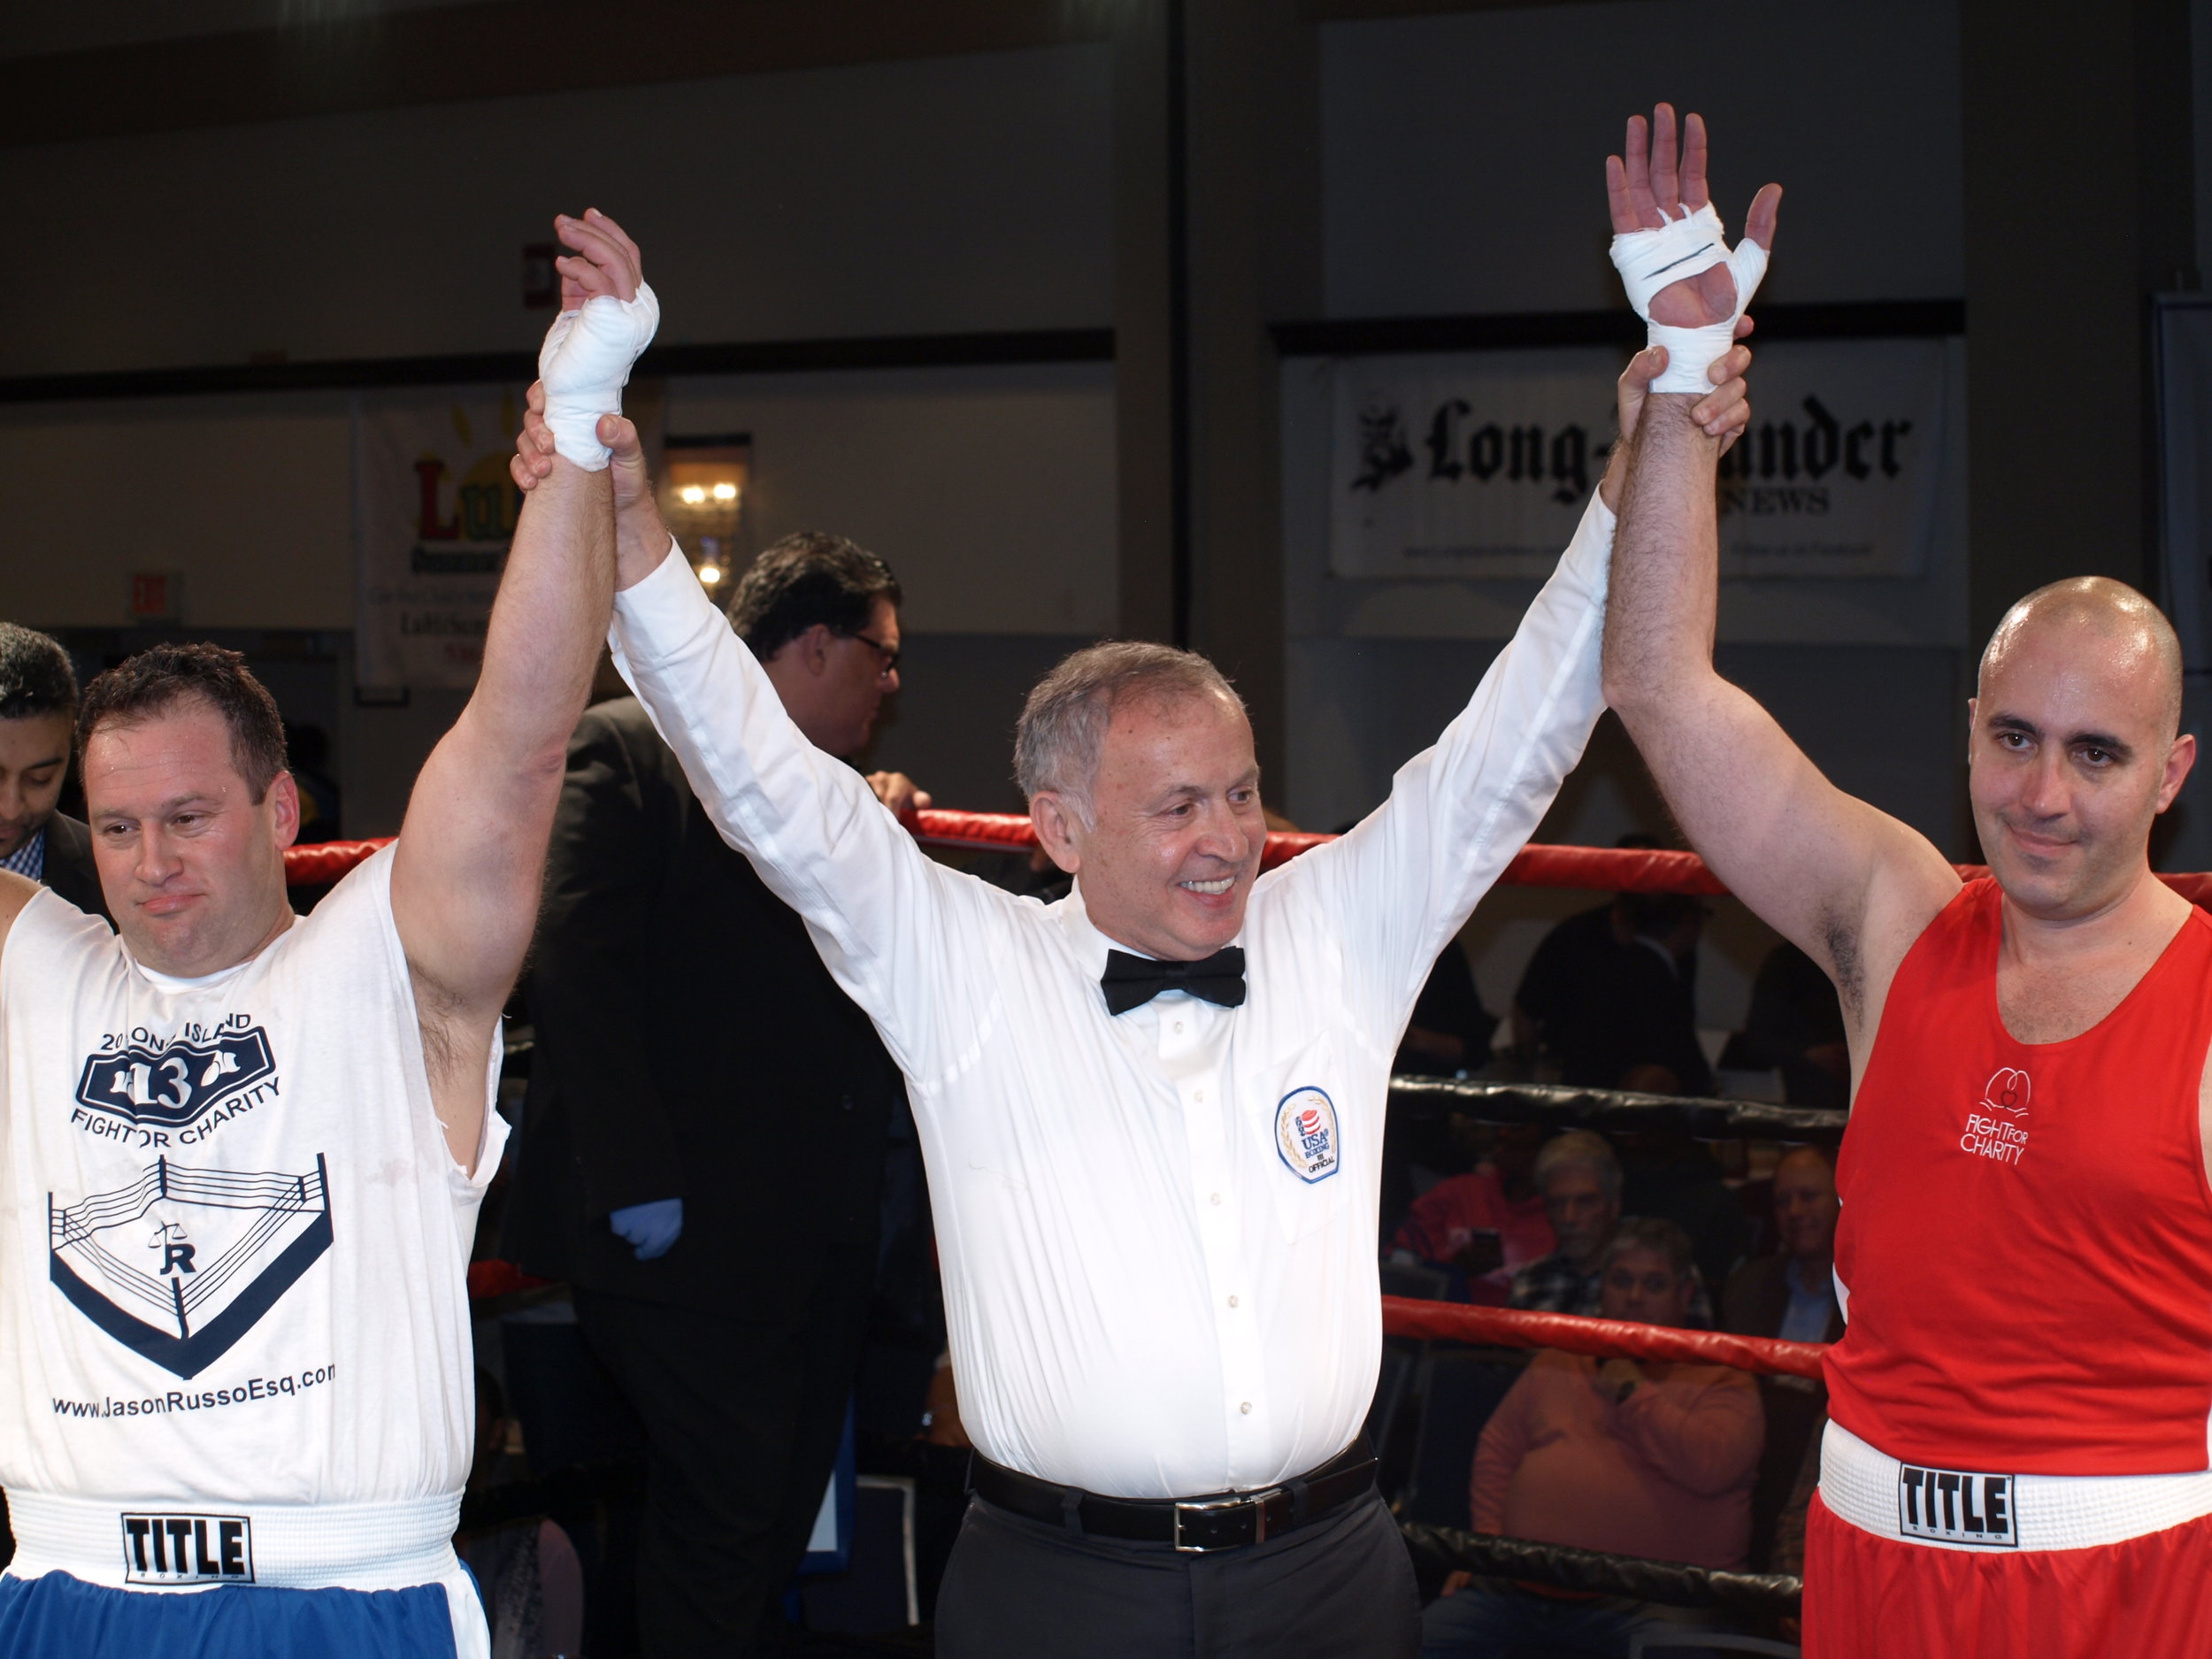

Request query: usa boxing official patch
[{"left": 1275, "top": 1087, "right": 1340, "bottom": 1183}]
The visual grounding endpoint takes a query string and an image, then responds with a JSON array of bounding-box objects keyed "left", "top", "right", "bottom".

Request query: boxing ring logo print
[
  {"left": 75, "top": 1023, "right": 275, "bottom": 1136},
  {"left": 50, "top": 1156, "right": 333, "bottom": 1379}
]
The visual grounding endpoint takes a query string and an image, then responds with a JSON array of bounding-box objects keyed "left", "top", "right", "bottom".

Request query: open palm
[{"left": 1605, "top": 105, "right": 1781, "bottom": 327}]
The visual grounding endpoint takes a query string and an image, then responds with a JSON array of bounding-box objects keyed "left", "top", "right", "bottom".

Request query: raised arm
[
  {"left": 1599, "top": 106, "right": 1957, "bottom": 1037},
  {"left": 1288, "top": 342, "right": 1752, "bottom": 1025},
  {"left": 390, "top": 209, "right": 647, "bottom": 1169},
  {"left": 509, "top": 380, "right": 959, "bottom": 1074}
]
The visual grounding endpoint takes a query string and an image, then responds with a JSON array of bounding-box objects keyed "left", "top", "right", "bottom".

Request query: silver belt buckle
[{"left": 1171, "top": 1488, "right": 1281, "bottom": 1554}]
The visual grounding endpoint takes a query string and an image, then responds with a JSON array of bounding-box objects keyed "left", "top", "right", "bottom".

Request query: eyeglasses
[{"left": 842, "top": 632, "right": 901, "bottom": 678}]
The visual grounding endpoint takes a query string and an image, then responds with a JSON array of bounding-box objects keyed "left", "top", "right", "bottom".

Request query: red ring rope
[
  {"left": 281, "top": 812, "right": 2212, "bottom": 906},
  {"left": 457, "top": 1260, "right": 1825, "bottom": 1381},
  {"left": 1379, "top": 1295, "right": 1825, "bottom": 1380}
]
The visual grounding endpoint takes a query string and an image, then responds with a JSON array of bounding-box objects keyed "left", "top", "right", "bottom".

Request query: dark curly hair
[
  {"left": 78, "top": 643, "right": 288, "bottom": 802},
  {"left": 724, "top": 531, "right": 902, "bottom": 659},
  {"left": 0, "top": 623, "right": 79, "bottom": 721}
]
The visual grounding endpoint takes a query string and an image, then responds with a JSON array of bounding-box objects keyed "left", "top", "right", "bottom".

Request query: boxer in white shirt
[
  {"left": 0, "top": 208, "right": 649, "bottom": 1659},
  {"left": 510, "top": 213, "right": 1756, "bottom": 1656}
]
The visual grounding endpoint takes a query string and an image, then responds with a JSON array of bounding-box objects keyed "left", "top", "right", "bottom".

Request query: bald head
[
  {"left": 1979, "top": 578, "right": 2183, "bottom": 741},
  {"left": 1969, "top": 576, "right": 2197, "bottom": 918}
]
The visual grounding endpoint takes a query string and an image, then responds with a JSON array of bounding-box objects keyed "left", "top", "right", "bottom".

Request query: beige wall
[
  {"left": 1, "top": 393, "right": 354, "bottom": 629},
  {"left": 0, "top": 43, "right": 1113, "bottom": 379}
]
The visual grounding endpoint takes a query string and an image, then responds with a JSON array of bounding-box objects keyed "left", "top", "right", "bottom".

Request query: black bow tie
[{"left": 1100, "top": 947, "right": 1248, "bottom": 1017}]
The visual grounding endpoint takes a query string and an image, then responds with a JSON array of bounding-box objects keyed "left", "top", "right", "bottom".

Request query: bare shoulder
[{"left": 0, "top": 868, "right": 41, "bottom": 959}]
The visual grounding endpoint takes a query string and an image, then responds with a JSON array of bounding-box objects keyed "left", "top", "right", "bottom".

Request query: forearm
[
  {"left": 396, "top": 457, "right": 616, "bottom": 1024},
  {"left": 1314, "top": 491, "right": 1614, "bottom": 1007},
  {"left": 463, "top": 460, "right": 616, "bottom": 780},
  {"left": 1619, "top": 1383, "right": 1762, "bottom": 1495},
  {"left": 1602, "top": 394, "right": 1720, "bottom": 720},
  {"left": 615, "top": 476, "right": 677, "bottom": 592}
]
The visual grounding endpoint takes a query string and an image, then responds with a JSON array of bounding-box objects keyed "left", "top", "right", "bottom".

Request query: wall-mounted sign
[
  {"left": 1329, "top": 338, "right": 1958, "bottom": 582},
  {"left": 352, "top": 388, "right": 525, "bottom": 694},
  {"left": 128, "top": 571, "right": 183, "bottom": 623}
]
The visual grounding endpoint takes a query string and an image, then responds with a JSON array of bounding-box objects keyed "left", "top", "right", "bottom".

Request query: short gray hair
[
  {"left": 1532, "top": 1130, "right": 1622, "bottom": 1203},
  {"left": 1601, "top": 1215, "right": 1696, "bottom": 1280},
  {"left": 1013, "top": 641, "right": 1243, "bottom": 818}
]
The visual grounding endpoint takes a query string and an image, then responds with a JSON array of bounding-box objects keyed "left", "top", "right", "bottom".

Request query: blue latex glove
[{"left": 609, "top": 1198, "right": 684, "bottom": 1261}]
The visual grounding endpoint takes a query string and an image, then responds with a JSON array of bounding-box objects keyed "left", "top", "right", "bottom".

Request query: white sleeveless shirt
[{"left": 0, "top": 847, "right": 504, "bottom": 1515}]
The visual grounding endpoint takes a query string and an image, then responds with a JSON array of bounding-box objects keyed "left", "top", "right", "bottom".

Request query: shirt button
[
  {"left": 1174, "top": 1021, "right": 1184, "bottom": 1033},
  {"left": 1240, "top": 1402, "right": 1253, "bottom": 1415},
  {"left": 1227, "top": 1295, "right": 1239, "bottom": 1308},
  {"left": 1194, "top": 1089, "right": 1205, "bottom": 1102},
  {"left": 1210, "top": 1193, "right": 1223, "bottom": 1206}
]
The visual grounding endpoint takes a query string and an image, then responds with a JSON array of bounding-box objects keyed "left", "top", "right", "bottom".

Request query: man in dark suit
[
  {"left": 0, "top": 622, "right": 107, "bottom": 921},
  {"left": 1723, "top": 1146, "right": 1844, "bottom": 1568},
  {"left": 507, "top": 531, "right": 925, "bottom": 1657}
]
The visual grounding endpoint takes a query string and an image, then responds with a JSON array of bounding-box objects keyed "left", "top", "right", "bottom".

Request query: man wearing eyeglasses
[{"left": 507, "top": 528, "right": 928, "bottom": 1657}]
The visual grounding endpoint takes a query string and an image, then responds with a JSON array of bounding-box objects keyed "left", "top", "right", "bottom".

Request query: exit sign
[{"left": 130, "top": 572, "right": 183, "bottom": 621}]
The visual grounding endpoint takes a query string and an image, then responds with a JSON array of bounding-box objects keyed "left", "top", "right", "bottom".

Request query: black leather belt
[{"left": 969, "top": 1439, "right": 1377, "bottom": 1554}]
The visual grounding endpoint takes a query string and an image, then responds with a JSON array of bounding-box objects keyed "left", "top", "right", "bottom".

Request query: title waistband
[
  {"left": 1820, "top": 1421, "right": 2212, "bottom": 1553},
  {"left": 3, "top": 1489, "right": 461, "bottom": 1593}
]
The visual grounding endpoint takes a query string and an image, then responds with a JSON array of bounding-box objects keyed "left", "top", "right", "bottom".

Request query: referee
[{"left": 507, "top": 220, "right": 1755, "bottom": 1657}]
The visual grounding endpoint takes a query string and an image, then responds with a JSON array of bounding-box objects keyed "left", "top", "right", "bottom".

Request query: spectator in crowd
[
  {"left": 1512, "top": 1130, "right": 1715, "bottom": 1325},
  {"left": 456, "top": 1371, "right": 585, "bottom": 1659},
  {"left": 1397, "top": 934, "right": 1500, "bottom": 1078},
  {"left": 282, "top": 720, "right": 344, "bottom": 843},
  {"left": 506, "top": 531, "right": 927, "bottom": 1657},
  {"left": 1381, "top": 936, "right": 1504, "bottom": 1242},
  {"left": 1618, "top": 1125, "right": 1747, "bottom": 1304},
  {"left": 1508, "top": 1131, "right": 1625, "bottom": 1314},
  {"left": 1724, "top": 1147, "right": 1841, "bottom": 1345},
  {"left": 1424, "top": 1217, "right": 1764, "bottom": 1659},
  {"left": 1580, "top": 892, "right": 1714, "bottom": 1097},
  {"left": 1721, "top": 941, "right": 1851, "bottom": 1110},
  {"left": 1509, "top": 834, "right": 1662, "bottom": 1063},
  {"left": 0, "top": 623, "right": 104, "bottom": 920},
  {"left": 1724, "top": 1146, "right": 1843, "bottom": 1568},
  {"left": 1392, "top": 1121, "right": 1554, "bottom": 1301}
]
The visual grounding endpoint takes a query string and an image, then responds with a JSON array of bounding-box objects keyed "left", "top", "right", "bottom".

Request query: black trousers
[
  {"left": 934, "top": 1487, "right": 1421, "bottom": 1659},
  {"left": 573, "top": 1243, "right": 876, "bottom": 1659}
]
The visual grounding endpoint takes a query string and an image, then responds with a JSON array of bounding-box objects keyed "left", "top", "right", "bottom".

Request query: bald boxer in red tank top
[{"left": 1601, "top": 104, "right": 2212, "bottom": 1659}]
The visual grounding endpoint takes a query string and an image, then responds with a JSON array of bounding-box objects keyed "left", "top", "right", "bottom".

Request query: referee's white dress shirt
[{"left": 609, "top": 495, "right": 1614, "bottom": 1501}]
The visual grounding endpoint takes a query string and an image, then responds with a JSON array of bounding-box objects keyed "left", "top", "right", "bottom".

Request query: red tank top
[{"left": 1826, "top": 879, "right": 2212, "bottom": 1475}]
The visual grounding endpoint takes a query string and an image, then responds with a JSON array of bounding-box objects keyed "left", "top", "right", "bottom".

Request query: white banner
[
  {"left": 352, "top": 388, "right": 526, "bottom": 692},
  {"left": 1329, "top": 339, "right": 1957, "bottom": 581}
]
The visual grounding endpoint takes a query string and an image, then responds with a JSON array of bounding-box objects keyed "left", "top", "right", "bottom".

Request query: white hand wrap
[
  {"left": 1608, "top": 204, "right": 1767, "bottom": 396},
  {"left": 537, "top": 281, "right": 661, "bottom": 471}
]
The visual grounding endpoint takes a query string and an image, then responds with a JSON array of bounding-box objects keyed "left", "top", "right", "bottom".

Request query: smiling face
[
  {"left": 1970, "top": 583, "right": 2193, "bottom": 920},
  {"left": 83, "top": 696, "right": 299, "bottom": 977},
  {"left": 1773, "top": 1148, "right": 1839, "bottom": 1263},
  {"left": 1034, "top": 687, "right": 1264, "bottom": 962},
  {"left": 0, "top": 710, "right": 73, "bottom": 860}
]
